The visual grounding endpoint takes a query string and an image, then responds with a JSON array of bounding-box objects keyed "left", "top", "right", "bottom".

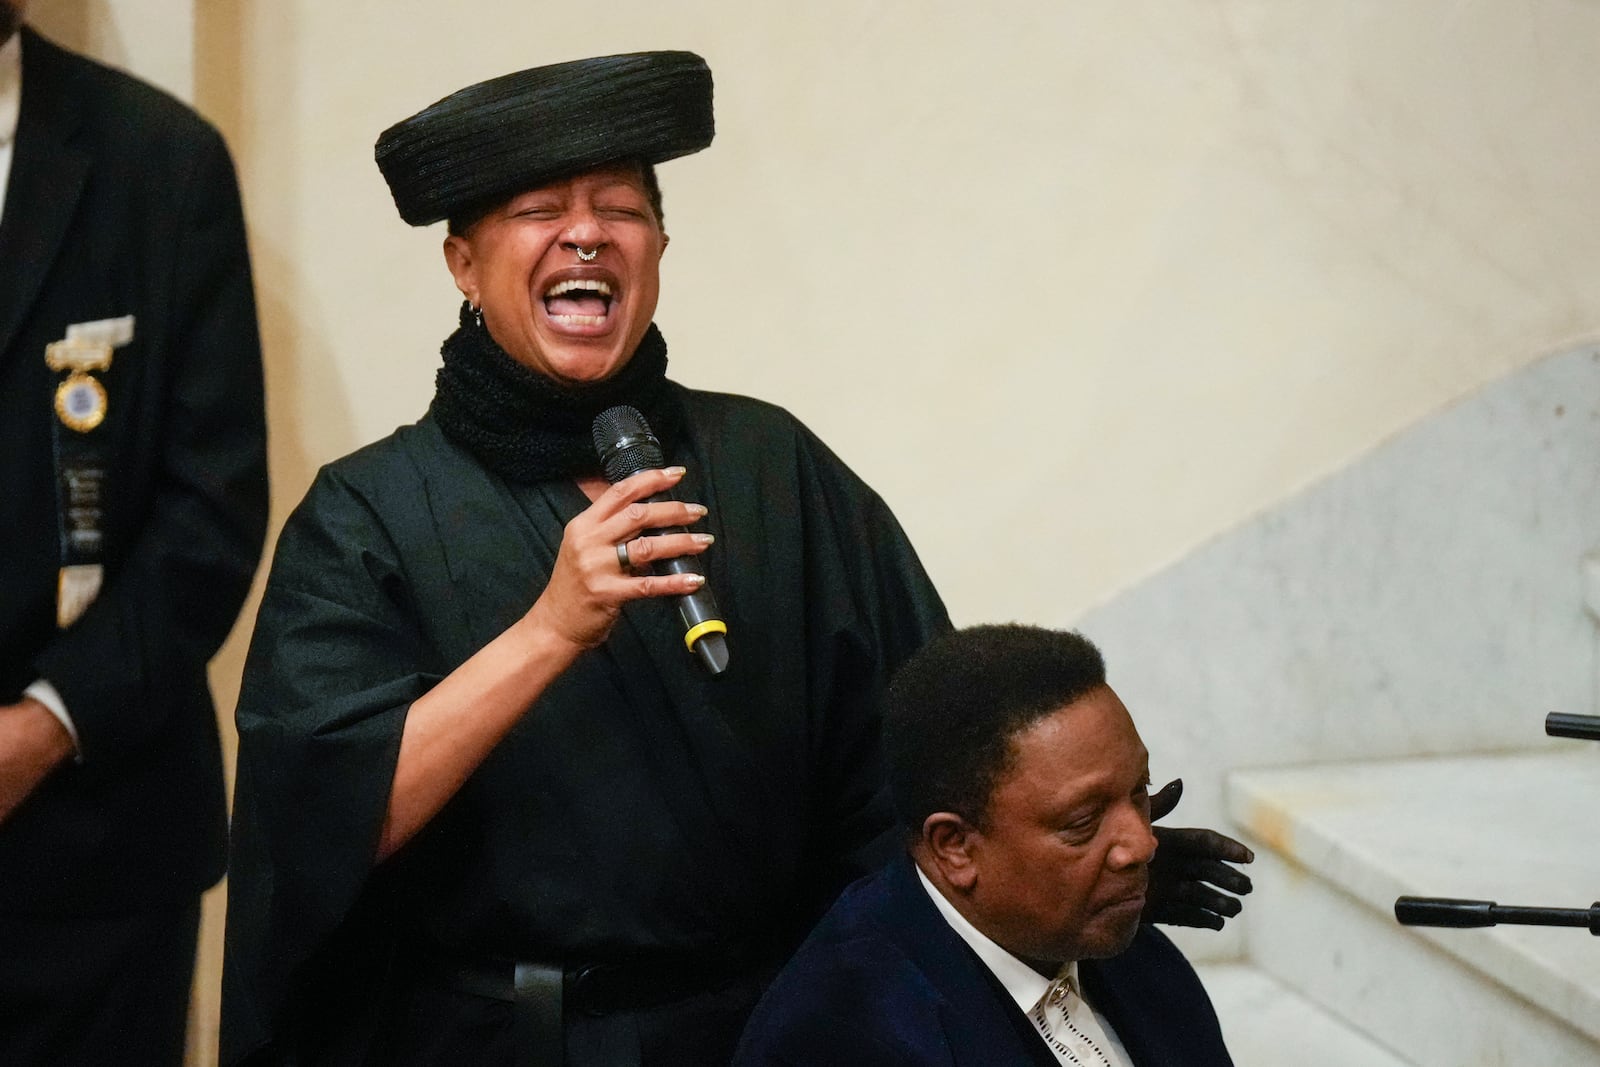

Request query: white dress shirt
[
  {"left": 917, "top": 865, "right": 1132, "bottom": 1067},
  {"left": 0, "top": 29, "right": 82, "bottom": 755}
]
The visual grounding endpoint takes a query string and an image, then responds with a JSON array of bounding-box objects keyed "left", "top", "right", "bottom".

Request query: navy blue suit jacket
[{"left": 735, "top": 855, "right": 1234, "bottom": 1066}]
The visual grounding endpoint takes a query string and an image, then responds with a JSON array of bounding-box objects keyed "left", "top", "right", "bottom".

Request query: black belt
[{"left": 429, "top": 953, "right": 756, "bottom": 1067}]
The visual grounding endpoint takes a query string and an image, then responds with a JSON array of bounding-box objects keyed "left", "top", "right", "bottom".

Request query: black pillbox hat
[{"left": 375, "top": 50, "right": 714, "bottom": 227}]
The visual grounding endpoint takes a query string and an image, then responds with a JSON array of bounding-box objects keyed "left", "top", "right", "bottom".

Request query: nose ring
[{"left": 576, "top": 247, "right": 599, "bottom": 262}]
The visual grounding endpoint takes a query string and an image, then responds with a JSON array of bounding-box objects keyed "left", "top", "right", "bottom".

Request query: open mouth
[{"left": 544, "top": 278, "right": 614, "bottom": 328}]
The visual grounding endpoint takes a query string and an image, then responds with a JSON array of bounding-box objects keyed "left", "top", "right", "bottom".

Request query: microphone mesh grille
[{"left": 592, "top": 405, "right": 666, "bottom": 483}]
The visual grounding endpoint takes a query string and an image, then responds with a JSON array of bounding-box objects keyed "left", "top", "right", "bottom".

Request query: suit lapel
[
  {"left": 879, "top": 857, "right": 1060, "bottom": 1067},
  {"left": 0, "top": 29, "right": 92, "bottom": 362},
  {"left": 1080, "top": 957, "right": 1147, "bottom": 1066},
  {"left": 1080, "top": 931, "right": 1232, "bottom": 1067}
]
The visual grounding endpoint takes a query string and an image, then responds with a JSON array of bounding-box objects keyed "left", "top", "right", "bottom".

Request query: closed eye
[{"left": 1057, "top": 809, "right": 1102, "bottom": 843}]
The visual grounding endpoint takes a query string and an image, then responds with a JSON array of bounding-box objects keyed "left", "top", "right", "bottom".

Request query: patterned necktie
[{"left": 1029, "top": 972, "right": 1114, "bottom": 1067}]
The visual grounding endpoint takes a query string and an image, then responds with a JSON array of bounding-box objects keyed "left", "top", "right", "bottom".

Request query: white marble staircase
[
  {"left": 1196, "top": 962, "right": 1412, "bottom": 1066},
  {"left": 1069, "top": 352, "right": 1600, "bottom": 1063},
  {"left": 1198, "top": 548, "right": 1600, "bottom": 1066},
  {"left": 1224, "top": 748, "right": 1600, "bottom": 1066}
]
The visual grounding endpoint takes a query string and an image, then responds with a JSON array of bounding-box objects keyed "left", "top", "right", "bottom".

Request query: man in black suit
[
  {"left": 0, "top": 4, "right": 267, "bottom": 1063},
  {"left": 735, "top": 624, "right": 1235, "bottom": 1066}
]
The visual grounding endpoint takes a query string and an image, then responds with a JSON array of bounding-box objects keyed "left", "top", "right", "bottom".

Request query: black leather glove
[{"left": 1143, "top": 778, "right": 1254, "bottom": 930}]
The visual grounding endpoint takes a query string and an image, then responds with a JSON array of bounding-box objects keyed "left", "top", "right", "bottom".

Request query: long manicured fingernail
[
  {"left": 684, "top": 573, "right": 706, "bottom": 587},
  {"left": 687, "top": 504, "right": 708, "bottom": 517},
  {"left": 692, "top": 533, "right": 715, "bottom": 545},
  {"left": 665, "top": 466, "right": 687, "bottom": 478}
]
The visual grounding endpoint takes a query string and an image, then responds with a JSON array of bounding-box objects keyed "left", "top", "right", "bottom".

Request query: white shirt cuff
[{"left": 23, "top": 679, "right": 83, "bottom": 761}]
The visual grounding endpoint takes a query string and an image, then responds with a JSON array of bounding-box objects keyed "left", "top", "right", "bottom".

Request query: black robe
[{"left": 222, "top": 386, "right": 950, "bottom": 1066}]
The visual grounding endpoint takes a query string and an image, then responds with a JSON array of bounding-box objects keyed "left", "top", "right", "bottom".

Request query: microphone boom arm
[
  {"left": 1545, "top": 712, "right": 1600, "bottom": 741},
  {"left": 1395, "top": 895, "right": 1600, "bottom": 934}
]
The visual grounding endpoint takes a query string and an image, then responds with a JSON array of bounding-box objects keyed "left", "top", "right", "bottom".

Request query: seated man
[{"left": 735, "top": 624, "right": 1235, "bottom": 1066}]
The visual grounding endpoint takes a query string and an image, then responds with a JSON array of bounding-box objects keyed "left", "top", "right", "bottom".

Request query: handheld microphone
[{"left": 591, "top": 405, "right": 729, "bottom": 676}]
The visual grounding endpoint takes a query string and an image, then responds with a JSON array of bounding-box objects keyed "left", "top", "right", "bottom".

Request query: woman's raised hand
[{"left": 524, "top": 466, "right": 714, "bottom": 652}]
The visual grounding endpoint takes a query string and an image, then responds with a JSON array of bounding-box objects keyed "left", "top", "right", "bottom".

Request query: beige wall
[
  {"left": 47, "top": 1, "right": 1600, "bottom": 1063},
  {"left": 212, "top": 0, "right": 1600, "bottom": 624},
  {"left": 29, "top": 0, "right": 193, "bottom": 100}
]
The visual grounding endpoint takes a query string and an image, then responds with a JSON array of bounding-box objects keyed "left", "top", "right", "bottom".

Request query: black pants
[{"left": 0, "top": 900, "right": 201, "bottom": 1067}]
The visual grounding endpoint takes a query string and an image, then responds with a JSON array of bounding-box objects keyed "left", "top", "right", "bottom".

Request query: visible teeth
[
  {"left": 551, "top": 314, "right": 606, "bottom": 326},
  {"left": 544, "top": 279, "right": 613, "bottom": 298}
]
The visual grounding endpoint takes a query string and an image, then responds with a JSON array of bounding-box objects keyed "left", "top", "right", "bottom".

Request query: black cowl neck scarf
[{"left": 429, "top": 302, "right": 684, "bottom": 483}]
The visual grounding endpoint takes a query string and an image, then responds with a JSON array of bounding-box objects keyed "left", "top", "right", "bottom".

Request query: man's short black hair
[
  {"left": 885, "top": 624, "right": 1107, "bottom": 832},
  {"left": 446, "top": 160, "right": 665, "bottom": 236}
]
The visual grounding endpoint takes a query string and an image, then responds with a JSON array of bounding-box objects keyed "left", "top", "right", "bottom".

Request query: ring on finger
[{"left": 616, "top": 541, "right": 635, "bottom": 573}]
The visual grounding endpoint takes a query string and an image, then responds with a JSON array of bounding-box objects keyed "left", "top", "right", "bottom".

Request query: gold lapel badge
[{"left": 46, "top": 339, "right": 114, "bottom": 433}]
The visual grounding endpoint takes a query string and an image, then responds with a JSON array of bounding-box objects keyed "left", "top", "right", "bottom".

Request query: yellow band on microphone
[{"left": 684, "top": 619, "right": 727, "bottom": 651}]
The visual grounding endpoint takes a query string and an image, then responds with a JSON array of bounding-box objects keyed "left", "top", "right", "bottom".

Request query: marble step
[
  {"left": 1584, "top": 550, "right": 1600, "bottom": 624},
  {"left": 1226, "top": 749, "right": 1600, "bottom": 1066},
  {"left": 1586, "top": 551, "right": 1600, "bottom": 715},
  {"left": 1196, "top": 962, "right": 1413, "bottom": 1066}
]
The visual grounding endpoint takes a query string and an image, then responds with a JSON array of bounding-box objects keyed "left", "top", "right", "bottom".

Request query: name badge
[
  {"left": 46, "top": 317, "right": 135, "bottom": 434},
  {"left": 46, "top": 317, "right": 132, "bottom": 627}
]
